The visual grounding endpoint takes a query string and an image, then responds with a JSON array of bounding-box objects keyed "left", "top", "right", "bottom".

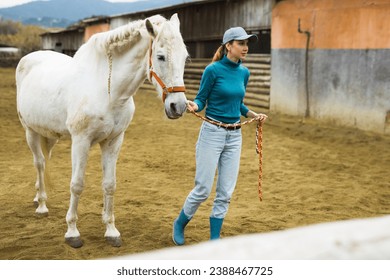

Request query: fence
[
  {"left": 0, "top": 49, "right": 21, "bottom": 67},
  {"left": 140, "top": 54, "right": 271, "bottom": 111}
]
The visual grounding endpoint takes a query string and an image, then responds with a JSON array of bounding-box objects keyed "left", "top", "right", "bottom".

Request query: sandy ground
[{"left": 1, "top": 67, "right": 389, "bottom": 260}]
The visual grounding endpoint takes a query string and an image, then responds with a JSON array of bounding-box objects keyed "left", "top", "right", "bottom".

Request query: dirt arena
[{"left": 1, "top": 67, "right": 389, "bottom": 260}]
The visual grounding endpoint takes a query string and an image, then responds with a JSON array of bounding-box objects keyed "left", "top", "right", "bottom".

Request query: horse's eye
[{"left": 157, "top": 55, "right": 165, "bottom": 62}]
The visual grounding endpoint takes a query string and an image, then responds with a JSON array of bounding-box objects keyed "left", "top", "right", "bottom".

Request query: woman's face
[{"left": 226, "top": 39, "right": 249, "bottom": 62}]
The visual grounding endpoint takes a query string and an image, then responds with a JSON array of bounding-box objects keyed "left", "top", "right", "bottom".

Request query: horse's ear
[
  {"left": 146, "top": 19, "right": 156, "bottom": 38},
  {"left": 170, "top": 13, "right": 180, "bottom": 29}
]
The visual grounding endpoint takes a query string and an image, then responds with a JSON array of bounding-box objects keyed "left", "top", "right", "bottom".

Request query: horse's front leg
[
  {"left": 65, "top": 136, "right": 90, "bottom": 248},
  {"left": 100, "top": 132, "right": 125, "bottom": 247}
]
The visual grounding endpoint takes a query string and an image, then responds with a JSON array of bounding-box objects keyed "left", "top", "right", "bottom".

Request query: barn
[
  {"left": 271, "top": 0, "right": 390, "bottom": 134},
  {"left": 109, "top": 0, "right": 273, "bottom": 58},
  {"left": 41, "top": 16, "right": 110, "bottom": 56},
  {"left": 39, "top": 0, "right": 390, "bottom": 134}
]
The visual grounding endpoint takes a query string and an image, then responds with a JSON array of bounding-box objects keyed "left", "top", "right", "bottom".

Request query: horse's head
[{"left": 146, "top": 14, "right": 188, "bottom": 119}]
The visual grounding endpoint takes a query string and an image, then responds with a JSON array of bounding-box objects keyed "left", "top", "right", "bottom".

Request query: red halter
[{"left": 148, "top": 40, "right": 186, "bottom": 103}]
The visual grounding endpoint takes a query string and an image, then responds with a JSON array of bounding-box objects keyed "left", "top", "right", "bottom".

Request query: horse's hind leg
[
  {"left": 25, "top": 128, "right": 49, "bottom": 216},
  {"left": 44, "top": 137, "right": 58, "bottom": 160},
  {"left": 100, "top": 132, "right": 125, "bottom": 247},
  {"left": 33, "top": 137, "right": 57, "bottom": 206}
]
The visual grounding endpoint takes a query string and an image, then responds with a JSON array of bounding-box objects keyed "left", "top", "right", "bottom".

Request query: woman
[{"left": 172, "top": 27, "right": 266, "bottom": 245}]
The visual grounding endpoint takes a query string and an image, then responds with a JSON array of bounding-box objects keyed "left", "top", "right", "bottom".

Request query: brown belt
[{"left": 206, "top": 117, "right": 241, "bottom": 130}]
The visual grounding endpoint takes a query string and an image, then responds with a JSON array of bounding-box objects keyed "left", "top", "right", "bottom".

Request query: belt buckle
[{"left": 233, "top": 124, "right": 241, "bottom": 130}]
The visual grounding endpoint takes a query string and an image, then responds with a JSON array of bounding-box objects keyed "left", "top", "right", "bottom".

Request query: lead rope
[
  {"left": 190, "top": 110, "right": 267, "bottom": 202},
  {"left": 255, "top": 118, "right": 265, "bottom": 201}
]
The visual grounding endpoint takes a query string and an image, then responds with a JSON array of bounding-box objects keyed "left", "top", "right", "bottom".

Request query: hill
[{"left": 0, "top": 0, "right": 189, "bottom": 28}]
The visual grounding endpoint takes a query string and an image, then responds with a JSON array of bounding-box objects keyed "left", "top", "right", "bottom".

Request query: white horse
[{"left": 16, "top": 14, "right": 188, "bottom": 248}]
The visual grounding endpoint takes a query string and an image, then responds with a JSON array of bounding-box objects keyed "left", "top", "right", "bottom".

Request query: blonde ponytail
[{"left": 211, "top": 45, "right": 225, "bottom": 62}]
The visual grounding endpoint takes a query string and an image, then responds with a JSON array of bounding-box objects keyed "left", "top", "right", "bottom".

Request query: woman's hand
[
  {"left": 186, "top": 100, "right": 199, "bottom": 112},
  {"left": 255, "top": 113, "right": 268, "bottom": 122},
  {"left": 247, "top": 110, "right": 267, "bottom": 121}
]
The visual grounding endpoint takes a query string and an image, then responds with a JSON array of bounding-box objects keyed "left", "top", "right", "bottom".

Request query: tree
[
  {"left": 0, "top": 20, "right": 19, "bottom": 35},
  {"left": 0, "top": 19, "right": 46, "bottom": 54}
]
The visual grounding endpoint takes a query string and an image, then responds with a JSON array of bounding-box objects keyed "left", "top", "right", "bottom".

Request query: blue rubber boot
[
  {"left": 210, "top": 217, "right": 224, "bottom": 240},
  {"left": 172, "top": 209, "right": 191, "bottom": 246}
]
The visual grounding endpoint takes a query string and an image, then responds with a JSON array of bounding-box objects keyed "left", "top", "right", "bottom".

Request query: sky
[{"left": 0, "top": 0, "right": 141, "bottom": 9}]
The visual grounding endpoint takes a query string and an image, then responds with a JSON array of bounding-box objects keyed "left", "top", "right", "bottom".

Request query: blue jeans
[{"left": 183, "top": 121, "right": 242, "bottom": 219}]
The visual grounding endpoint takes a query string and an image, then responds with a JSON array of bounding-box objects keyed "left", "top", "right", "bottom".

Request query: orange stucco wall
[
  {"left": 272, "top": 0, "right": 390, "bottom": 49},
  {"left": 84, "top": 23, "right": 110, "bottom": 42}
]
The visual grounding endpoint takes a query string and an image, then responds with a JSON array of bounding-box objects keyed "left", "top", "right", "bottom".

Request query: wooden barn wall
[
  {"left": 111, "top": 0, "right": 275, "bottom": 58},
  {"left": 41, "top": 31, "right": 84, "bottom": 56},
  {"left": 271, "top": 0, "right": 390, "bottom": 134}
]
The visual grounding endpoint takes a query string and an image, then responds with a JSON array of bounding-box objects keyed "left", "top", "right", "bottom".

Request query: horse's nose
[
  {"left": 170, "top": 102, "right": 177, "bottom": 114},
  {"left": 165, "top": 92, "right": 187, "bottom": 119}
]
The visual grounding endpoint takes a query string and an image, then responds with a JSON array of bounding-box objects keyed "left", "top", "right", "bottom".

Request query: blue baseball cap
[{"left": 222, "top": 27, "right": 258, "bottom": 45}]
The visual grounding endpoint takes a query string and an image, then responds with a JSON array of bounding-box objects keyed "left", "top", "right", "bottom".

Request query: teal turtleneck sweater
[{"left": 193, "top": 55, "right": 250, "bottom": 124}]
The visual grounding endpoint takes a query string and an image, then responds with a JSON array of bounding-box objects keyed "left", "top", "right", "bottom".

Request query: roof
[
  {"left": 0, "top": 47, "right": 20, "bottom": 53},
  {"left": 40, "top": 16, "right": 110, "bottom": 36},
  {"left": 39, "top": 0, "right": 228, "bottom": 37},
  {"left": 110, "top": 0, "right": 227, "bottom": 19}
]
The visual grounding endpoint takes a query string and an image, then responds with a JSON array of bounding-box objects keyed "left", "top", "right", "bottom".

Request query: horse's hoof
[
  {"left": 35, "top": 212, "right": 49, "bottom": 218},
  {"left": 106, "top": 236, "right": 122, "bottom": 247},
  {"left": 35, "top": 204, "right": 49, "bottom": 217},
  {"left": 65, "top": 237, "right": 83, "bottom": 248}
]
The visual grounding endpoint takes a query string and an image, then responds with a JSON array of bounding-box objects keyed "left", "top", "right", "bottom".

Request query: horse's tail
[
  {"left": 15, "top": 53, "right": 34, "bottom": 88},
  {"left": 15, "top": 53, "right": 39, "bottom": 129}
]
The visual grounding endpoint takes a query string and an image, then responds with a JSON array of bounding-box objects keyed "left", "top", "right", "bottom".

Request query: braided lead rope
[
  {"left": 190, "top": 110, "right": 267, "bottom": 201},
  {"left": 256, "top": 119, "right": 265, "bottom": 201}
]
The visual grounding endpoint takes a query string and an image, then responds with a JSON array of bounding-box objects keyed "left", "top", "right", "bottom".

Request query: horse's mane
[{"left": 74, "top": 15, "right": 167, "bottom": 58}]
